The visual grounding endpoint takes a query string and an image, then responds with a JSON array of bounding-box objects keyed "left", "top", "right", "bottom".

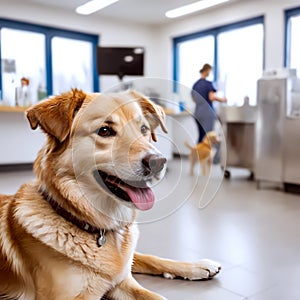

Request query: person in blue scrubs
[{"left": 191, "top": 63, "right": 226, "bottom": 143}]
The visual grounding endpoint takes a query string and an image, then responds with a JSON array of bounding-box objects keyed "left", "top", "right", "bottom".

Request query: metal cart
[{"left": 219, "top": 105, "right": 257, "bottom": 179}]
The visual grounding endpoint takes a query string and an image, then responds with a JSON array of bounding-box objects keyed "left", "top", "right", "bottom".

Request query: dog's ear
[
  {"left": 131, "top": 90, "right": 168, "bottom": 142},
  {"left": 26, "top": 89, "right": 86, "bottom": 142}
]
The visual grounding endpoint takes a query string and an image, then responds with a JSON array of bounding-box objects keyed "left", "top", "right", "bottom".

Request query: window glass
[
  {"left": 217, "top": 24, "right": 264, "bottom": 106},
  {"left": 177, "top": 35, "right": 214, "bottom": 107},
  {"left": 174, "top": 18, "right": 264, "bottom": 108},
  {"left": 52, "top": 37, "right": 93, "bottom": 95},
  {"left": 178, "top": 35, "right": 215, "bottom": 87},
  {"left": 288, "top": 15, "right": 300, "bottom": 76},
  {"left": 0, "top": 28, "right": 46, "bottom": 105}
]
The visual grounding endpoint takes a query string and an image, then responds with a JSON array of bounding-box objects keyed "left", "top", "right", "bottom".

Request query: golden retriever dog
[
  {"left": 0, "top": 89, "right": 220, "bottom": 300},
  {"left": 185, "top": 131, "right": 220, "bottom": 176}
]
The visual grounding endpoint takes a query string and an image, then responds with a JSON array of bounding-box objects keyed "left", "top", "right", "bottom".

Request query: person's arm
[{"left": 208, "top": 91, "right": 227, "bottom": 103}]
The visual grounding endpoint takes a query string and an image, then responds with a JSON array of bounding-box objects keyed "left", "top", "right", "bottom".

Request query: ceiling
[{"left": 25, "top": 0, "right": 238, "bottom": 25}]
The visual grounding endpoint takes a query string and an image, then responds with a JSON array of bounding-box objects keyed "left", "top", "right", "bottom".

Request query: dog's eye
[
  {"left": 98, "top": 126, "right": 115, "bottom": 137},
  {"left": 141, "top": 125, "right": 149, "bottom": 135}
]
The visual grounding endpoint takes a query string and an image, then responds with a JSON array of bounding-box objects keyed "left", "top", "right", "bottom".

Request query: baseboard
[{"left": 0, "top": 163, "right": 34, "bottom": 172}]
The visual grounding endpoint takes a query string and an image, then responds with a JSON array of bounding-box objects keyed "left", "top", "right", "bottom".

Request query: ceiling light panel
[
  {"left": 76, "top": 0, "right": 119, "bottom": 15},
  {"left": 165, "top": 0, "right": 230, "bottom": 19}
]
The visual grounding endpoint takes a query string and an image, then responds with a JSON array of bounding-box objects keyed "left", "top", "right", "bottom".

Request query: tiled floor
[{"left": 1, "top": 159, "right": 300, "bottom": 299}]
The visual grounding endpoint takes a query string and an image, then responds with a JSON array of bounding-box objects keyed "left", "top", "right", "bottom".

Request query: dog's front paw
[{"left": 187, "top": 259, "right": 221, "bottom": 280}]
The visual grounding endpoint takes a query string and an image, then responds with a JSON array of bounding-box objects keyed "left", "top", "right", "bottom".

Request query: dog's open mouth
[{"left": 95, "top": 170, "right": 155, "bottom": 211}]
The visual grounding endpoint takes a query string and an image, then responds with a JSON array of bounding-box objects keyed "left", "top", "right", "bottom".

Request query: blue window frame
[
  {"left": 0, "top": 18, "right": 99, "bottom": 99},
  {"left": 285, "top": 7, "right": 300, "bottom": 75},
  {"left": 173, "top": 16, "right": 265, "bottom": 106}
]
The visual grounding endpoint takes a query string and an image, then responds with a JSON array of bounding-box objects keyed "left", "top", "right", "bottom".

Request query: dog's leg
[
  {"left": 207, "top": 154, "right": 213, "bottom": 174},
  {"left": 107, "top": 275, "right": 166, "bottom": 300},
  {"left": 200, "top": 159, "right": 206, "bottom": 176},
  {"left": 132, "top": 252, "right": 220, "bottom": 280},
  {"left": 189, "top": 153, "right": 196, "bottom": 176}
]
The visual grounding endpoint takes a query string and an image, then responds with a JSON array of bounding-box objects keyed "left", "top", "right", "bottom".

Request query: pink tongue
[{"left": 123, "top": 186, "right": 155, "bottom": 211}]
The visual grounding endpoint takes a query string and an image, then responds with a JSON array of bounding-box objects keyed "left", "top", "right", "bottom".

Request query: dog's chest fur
[{"left": 0, "top": 184, "right": 139, "bottom": 298}]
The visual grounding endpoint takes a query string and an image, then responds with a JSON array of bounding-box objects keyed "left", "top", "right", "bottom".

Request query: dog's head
[
  {"left": 204, "top": 131, "right": 220, "bottom": 146},
  {"left": 26, "top": 89, "right": 168, "bottom": 224}
]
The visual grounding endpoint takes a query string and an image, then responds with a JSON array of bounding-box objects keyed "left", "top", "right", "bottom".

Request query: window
[
  {"left": 176, "top": 35, "right": 215, "bottom": 105},
  {"left": 173, "top": 17, "right": 264, "bottom": 107},
  {"left": 285, "top": 8, "right": 300, "bottom": 77},
  {"left": 0, "top": 18, "right": 99, "bottom": 105},
  {"left": 218, "top": 24, "right": 264, "bottom": 106},
  {"left": 52, "top": 37, "right": 94, "bottom": 94},
  {"left": 1, "top": 28, "right": 46, "bottom": 105},
  {"left": 177, "top": 35, "right": 215, "bottom": 88}
]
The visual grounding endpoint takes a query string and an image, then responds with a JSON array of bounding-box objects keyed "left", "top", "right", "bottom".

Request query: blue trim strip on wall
[
  {"left": 0, "top": 17, "right": 99, "bottom": 96},
  {"left": 172, "top": 39, "right": 179, "bottom": 93},
  {"left": 284, "top": 7, "right": 300, "bottom": 68},
  {"left": 172, "top": 16, "right": 265, "bottom": 91},
  {"left": 45, "top": 35, "right": 53, "bottom": 96},
  {"left": 173, "top": 16, "right": 264, "bottom": 44},
  {"left": 213, "top": 36, "right": 218, "bottom": 81},
  {"left": 92, "top": 39, "right": 100, "bottom": 92}
]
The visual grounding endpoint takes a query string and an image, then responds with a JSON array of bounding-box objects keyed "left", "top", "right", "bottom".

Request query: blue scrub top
[
  {"left": 191, "top": 78, "right": 217, "bottom": 130},
  {"left": 192, "top": 78, "right": 216, "bottom": 110}
]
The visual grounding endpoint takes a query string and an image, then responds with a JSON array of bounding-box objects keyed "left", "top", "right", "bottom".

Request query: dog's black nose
[{"left": 142, "top": 154, "right": 167, "bottom": 175}]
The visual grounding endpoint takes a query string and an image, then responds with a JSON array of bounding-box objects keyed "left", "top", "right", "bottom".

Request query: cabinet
[{"left": 0, "top": 107, "right": 45, "bottom": 164}]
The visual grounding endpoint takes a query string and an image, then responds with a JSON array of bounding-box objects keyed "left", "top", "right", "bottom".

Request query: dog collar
[{"left": 39, "top": 189, "right": 107, "bottom": 247}]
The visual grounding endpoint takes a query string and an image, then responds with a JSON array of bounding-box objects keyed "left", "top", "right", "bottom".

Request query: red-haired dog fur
[{"left": 0, "top": 89, "right": 220, "bottom": 300}]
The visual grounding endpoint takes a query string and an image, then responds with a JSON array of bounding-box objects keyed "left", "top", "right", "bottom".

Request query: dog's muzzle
[
  {"left": 142, "top": 154, "right": 167, "bottom": 176},
  {"left": 94, "top": 154, "right": 167, "bottom": 211}
]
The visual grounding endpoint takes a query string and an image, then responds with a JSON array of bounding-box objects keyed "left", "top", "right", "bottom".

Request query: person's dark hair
[{"left": 200, "top": 63, "right": 212, "bottom": 74}]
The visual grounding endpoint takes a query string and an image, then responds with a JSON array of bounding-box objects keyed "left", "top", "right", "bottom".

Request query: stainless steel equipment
[
  {"left": 255, "top": 77, "right": 286, "bottom": 184},
  {"left": 256, "top": 69, "right": 300, "bottom": 190},
  {"left": 283, "top": 77, "right": 300, "bottom": 189},
  {"left": 220, "top": 104, "right": 257, "bottom": 178}
]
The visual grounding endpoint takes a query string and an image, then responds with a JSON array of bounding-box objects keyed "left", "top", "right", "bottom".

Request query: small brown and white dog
[
  {"left": 0, "top": 89, "right": 220, "bottom": 300},
  {"left": 185, "top": 131, "right": 220, "bottom": 176}
]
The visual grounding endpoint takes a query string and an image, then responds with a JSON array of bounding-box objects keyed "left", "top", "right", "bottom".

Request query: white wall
[{"left": 0, "top": 111, "right": 45, "bottom": 164}]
